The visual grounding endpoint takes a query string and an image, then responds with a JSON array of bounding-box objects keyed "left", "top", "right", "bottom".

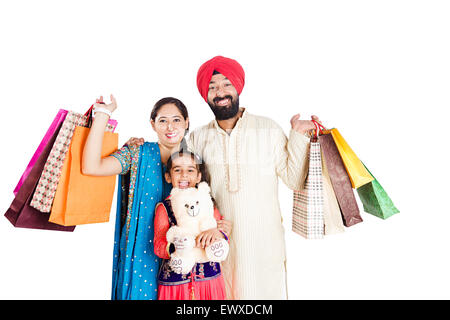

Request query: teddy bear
[{"left": 166, "top": 182, "right": 229, "bottom": 275}]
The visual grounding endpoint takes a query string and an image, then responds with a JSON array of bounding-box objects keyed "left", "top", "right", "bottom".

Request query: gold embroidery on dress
[
  {"left": 162, "top": 261, "right": 171, "bottom": 280},
  {"left": 210, "top": 261, "right": 218, "bottom": 272},
  {"left": 198, "top": 263, "right": 205, "bottom": 277}
]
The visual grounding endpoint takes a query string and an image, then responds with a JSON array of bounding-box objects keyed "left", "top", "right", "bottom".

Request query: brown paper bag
[
  {"left": 319, "top": 132, "right": 362, "bottom": 227},
  {"left": 321, "top": 149, "right": 345, "bottom": 235}
]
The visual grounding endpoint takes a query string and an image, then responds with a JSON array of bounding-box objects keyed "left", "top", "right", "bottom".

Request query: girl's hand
[
  {"left": 125, "top": 137, "right": 145, "bottom": 147},
  {"left": 217, "top": 219, "right": 232, "bottom": 237},
  {"left": 94, "top": 94, "right": 117, "bottom": 114},
  {"left": 196, "top": 228, "right": 224, "bottom": 248}
]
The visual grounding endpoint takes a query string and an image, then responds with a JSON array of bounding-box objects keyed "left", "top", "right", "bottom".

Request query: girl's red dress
[{"left": 153, "top": 197, "right": 227, "bottom": 300}]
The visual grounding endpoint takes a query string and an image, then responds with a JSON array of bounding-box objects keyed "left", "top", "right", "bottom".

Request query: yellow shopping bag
[{"left": 329, "top": 128, "right": 373, "bottom": 189}]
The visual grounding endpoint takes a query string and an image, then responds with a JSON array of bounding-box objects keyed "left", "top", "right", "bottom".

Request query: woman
[{"left": 82, "top": 94, "right": 231, "bottom": 300}]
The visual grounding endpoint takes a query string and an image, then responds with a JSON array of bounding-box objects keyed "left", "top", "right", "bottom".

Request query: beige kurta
[{"left": 188, "top": 109, "right": 309, "bottom": 300}]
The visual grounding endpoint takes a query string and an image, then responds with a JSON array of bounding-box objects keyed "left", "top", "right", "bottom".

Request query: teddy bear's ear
[{"left": 197, "top": 182, "right": 211, "bottom": 194}]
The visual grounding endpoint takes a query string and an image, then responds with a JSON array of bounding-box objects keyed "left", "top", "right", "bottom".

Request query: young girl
[{"left": 153, "top": 150, "right": 229, "bottom": 300}]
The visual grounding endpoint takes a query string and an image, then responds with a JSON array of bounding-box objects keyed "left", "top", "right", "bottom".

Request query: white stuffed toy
[{"left": 166, "top": 182, "right": 229, "bottom": 274}]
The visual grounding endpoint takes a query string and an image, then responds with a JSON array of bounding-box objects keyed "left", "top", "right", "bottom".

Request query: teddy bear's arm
[{"left": 166, "top": 226, "right": 182, "bottom": 243}]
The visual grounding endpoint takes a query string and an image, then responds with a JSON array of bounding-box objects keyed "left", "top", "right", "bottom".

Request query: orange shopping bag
[{"left": 49, "top": 126, "right": 118, "bottom": 226}]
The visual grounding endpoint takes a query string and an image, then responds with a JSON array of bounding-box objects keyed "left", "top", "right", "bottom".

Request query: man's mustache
[{"left": 213, "top": 96, "right": 233, "bottom": 104}]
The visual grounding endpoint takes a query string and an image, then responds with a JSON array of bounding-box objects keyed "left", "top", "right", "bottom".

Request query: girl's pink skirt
[{"left": 158, "top": 274, "right": 226, "bottom": 300}]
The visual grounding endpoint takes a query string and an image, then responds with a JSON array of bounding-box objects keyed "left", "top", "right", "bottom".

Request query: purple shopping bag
[
  {"left": 13, "top": 109, "right": 68, "bottom": 196},
  {"left": 4, "top": 118, "right": 75, "bottom": 232}
]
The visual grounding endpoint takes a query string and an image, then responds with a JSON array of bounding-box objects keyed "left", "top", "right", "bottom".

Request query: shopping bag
[
  {"left": 330, "top": 128, "right": 374, "bottom": 189},
  {"left": 356, "top": 163, "right": 399, "bottom": 219},
  {"left": 13, "top": 109, "right": 68, "bottom": 196},
  {"left": 319, "top": 130, "right": 363, "bottom": 227},
  {"left": 292, "top": 125, "right": 324, "bottom": 239},
  {"left": 321, "top": 148, "right": 345, "bottom": 235},
  {"left": 30, "top": 107, "right": 117, "bottom": 213},
  {"left": 48, "top": 125, "right": 118, "bottom": 226},
  {"left": 4, "top": 119, "right": 75, "bottom": 231}
]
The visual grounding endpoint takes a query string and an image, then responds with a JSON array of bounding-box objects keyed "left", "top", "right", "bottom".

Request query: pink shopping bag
[{"left": 13, "top": 109, "right": 68, "bottom": 196}]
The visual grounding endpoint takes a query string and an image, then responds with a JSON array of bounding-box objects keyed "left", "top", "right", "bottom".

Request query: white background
[{"left": 1, "top": 0, "right": 449, "bottom": 300}]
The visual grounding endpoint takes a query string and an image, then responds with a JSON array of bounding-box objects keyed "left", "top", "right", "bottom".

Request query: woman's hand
[
  {"left": 217, "top": 219, "right": 232, "bottom": 237},
  {"left": 196, "top": 228, "right": 224, "bottom": 248},
  {"left": 290, "top": 114, "right": 321, "bottom": 134},
  {"left": 94, "top": 94, "right": 118, "bottom": 114},
  {"left": 125, "top": 137, "right": 145, "bottom": 147},
  {"left": 82, "top": 93, "right": 123, "bottom": 176}
]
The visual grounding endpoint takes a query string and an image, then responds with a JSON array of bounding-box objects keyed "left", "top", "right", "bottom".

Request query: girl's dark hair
[
  {"left": 166, "top": 149, "right": 210, "bottom": 185},
  {"left": 150, "top": 97, "right": 189, "bottom": 131}
]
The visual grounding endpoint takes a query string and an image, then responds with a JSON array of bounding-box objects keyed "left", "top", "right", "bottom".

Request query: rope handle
[{"left": 312, "top": 119, "right": 325, "bottom": 137}]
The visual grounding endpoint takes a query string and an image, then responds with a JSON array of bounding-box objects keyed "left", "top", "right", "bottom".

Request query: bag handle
[
  {"left": 84, "top": 102, "right": 105, "bottom": 128},
  {"left": 310, "top": 120, "right": 319, "bottom": 142},
  {"left": 312, "top": 119, "right": 324, "bottom": 138},
  {"left": 312, "top": 120, "right": 325, "bottom": 130}
]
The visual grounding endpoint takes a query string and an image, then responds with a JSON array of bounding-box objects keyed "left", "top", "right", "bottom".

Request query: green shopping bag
[{"left": 356, "top": 163, "right": 399, "bottom": 219}]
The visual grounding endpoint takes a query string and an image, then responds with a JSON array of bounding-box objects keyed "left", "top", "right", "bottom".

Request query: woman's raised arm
[{"left": 82, "top": 95, "right": 123, "bottom": 176}]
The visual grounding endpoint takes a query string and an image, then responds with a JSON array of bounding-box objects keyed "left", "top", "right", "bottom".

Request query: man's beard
[{"left": 208, "top": 95, "right": 240, "bottom": 120}]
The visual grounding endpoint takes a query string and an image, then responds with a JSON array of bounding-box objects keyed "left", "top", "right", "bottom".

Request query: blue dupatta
[{"left": 111, "top": 142, "right": 171, "bottom": 300}]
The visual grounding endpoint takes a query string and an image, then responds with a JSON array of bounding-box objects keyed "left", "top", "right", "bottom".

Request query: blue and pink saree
[{"left": 111, "top": 142, "right": 171, "bottom": 300}]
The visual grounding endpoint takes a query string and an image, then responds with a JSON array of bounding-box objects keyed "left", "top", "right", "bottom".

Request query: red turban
[{"left": 196, "top": 56, "right": 245, "bottom": 102}]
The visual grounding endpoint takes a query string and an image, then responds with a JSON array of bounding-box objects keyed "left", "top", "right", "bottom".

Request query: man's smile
[{"left": 214, "top": 96, "right": 233, "bottom": 107}]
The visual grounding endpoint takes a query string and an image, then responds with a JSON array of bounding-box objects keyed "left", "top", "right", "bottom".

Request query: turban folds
[{"left": 196, "top": 56, "right": 245, "bottom": 102}]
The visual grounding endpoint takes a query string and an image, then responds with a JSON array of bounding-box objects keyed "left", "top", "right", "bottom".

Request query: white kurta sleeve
[{"left": 274, "top": 127, "right": 310, "bottom": 190}]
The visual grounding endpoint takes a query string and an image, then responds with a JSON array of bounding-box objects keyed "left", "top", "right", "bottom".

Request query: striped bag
[{"left": 292, "top": 123, "right": 324, "bottom": 239}]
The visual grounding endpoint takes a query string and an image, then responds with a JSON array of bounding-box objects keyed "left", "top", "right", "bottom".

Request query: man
[{"left": 189, "top": 56, "right": 319, "bottom": 299}]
